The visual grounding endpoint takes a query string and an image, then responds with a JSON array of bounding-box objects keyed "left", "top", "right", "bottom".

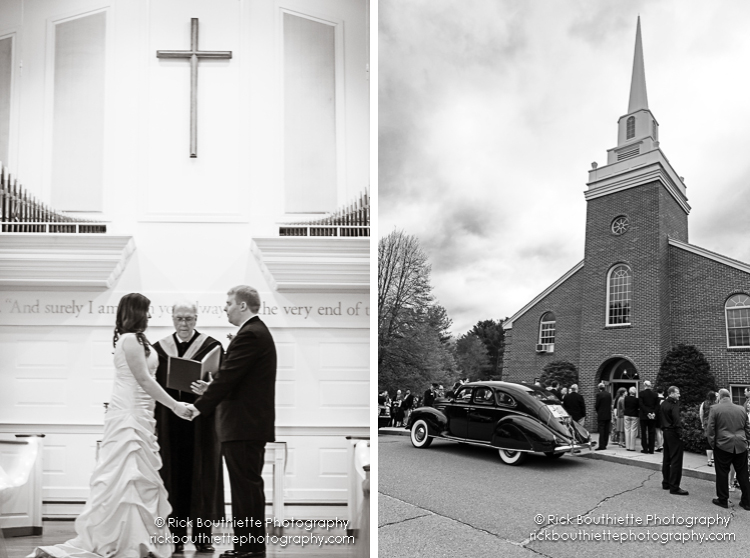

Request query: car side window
[
  {"left": 496, "top": 391, "right": 516, "bottom": 407},
  {"left": 473, "top": 387, "right": 495, "bottom": 406},
  {"left": 455, "top": 387, "right": 473, "bottom": 403}
]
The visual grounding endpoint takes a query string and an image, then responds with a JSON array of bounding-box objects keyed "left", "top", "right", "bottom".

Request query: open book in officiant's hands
[{"left": 166, "top": 344, "right": 221, "bottom": 392}]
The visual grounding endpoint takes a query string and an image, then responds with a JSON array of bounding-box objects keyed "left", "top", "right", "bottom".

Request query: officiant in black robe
[{"left": 153, "top": 303, "right": 224, "bottom": 553}]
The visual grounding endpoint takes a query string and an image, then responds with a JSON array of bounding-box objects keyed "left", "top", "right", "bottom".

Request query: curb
[{"left": 581, "top": 452, "right": 716, "bottom": 482}]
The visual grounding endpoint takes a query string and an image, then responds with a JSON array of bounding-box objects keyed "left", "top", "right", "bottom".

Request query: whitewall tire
[
  {"left": 498, "top": 449, "right": 527, "bottom": 466},
  {"left": 410, "top": 419, "right": 433, "bottom": 448}
]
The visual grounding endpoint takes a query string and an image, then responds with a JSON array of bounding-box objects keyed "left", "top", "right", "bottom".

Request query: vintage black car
[{"left": 406, "top": 381, "right": 592, "bottom": 465}]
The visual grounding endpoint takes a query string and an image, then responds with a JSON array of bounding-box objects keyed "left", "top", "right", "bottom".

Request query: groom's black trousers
[{"left": 223, "top": 440, "right": 266, "bottom": 553}]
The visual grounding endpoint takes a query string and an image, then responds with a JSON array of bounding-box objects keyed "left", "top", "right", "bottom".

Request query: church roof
[
  {"left": 628, "top": 16, "right": 649, "bottom": 113},
  {"left": 668, "top": 238, "right": 750, "bottom": 275},
  {"left": 502, "top": 261, "right": 584, "bottom": 330}
]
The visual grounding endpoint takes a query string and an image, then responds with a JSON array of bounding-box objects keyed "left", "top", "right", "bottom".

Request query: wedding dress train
[{"left": 30, "top": 333, "right": 173, "bottom": 558}]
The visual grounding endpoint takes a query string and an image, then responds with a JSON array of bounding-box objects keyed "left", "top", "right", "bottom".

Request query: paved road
[{"left": 379, "top": 435, "right": 750, "bottom": 558}]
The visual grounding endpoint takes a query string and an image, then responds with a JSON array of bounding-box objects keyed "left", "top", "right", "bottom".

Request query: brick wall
[
  {"left": 669, "top": 246, "right": 750, "bottom": 389},
  {"left": 501, "top": 178, "right": 750, "bottom": 429},
  {"left": 503, "top": 268, "right": 583, "bottom": 383},
  {"left": 574, "top": 181, "right": 688, "bottom": 428}
]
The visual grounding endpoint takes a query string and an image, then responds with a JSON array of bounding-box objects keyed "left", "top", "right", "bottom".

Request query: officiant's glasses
[{"left": 173, "top": 316, "right": 196, "bottom": 323}]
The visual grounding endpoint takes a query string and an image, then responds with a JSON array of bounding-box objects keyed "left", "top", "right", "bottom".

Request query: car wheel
[
  {"left": 498, "top": 449, "right": 527, "bottom": 465},
  {"left": 410, "top": 419, "right": 433, "bottom": 448},
  {"left": 545, "top": 452, "right": 565, "bottom": 459}
]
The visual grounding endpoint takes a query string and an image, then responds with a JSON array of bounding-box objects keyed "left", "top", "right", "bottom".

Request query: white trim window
[
  {"left": 729, "top": 384, "right": 750, "bottom": 406},
  {"left": 538, "top": 311, "right": 556, "bottom": 345},
  {"left": 726, "top": 294, "right": 750, "bottom": 348},
  {"left": 607, "top": 265, "right": 631, "bottom": 326}
]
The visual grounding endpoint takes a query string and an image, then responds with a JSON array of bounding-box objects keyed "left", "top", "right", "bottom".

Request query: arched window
[
  {"left": 626, "top": 116, "right": 635, "bottom": 139},
  {"left": 726, "top": 294, "right": 750, "bottom": 347},
  {"left": 607, "top": 265, "right": 631, "bottom": 325},
  {"left": 538, "top": 311, "right": 556, "bottom": 345}
]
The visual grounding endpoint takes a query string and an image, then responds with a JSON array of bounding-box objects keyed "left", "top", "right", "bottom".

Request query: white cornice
[
  {"left": 0, "top": 235, "right": 135, "bottom": 290},
  {"left": 668, "top": 238, "right": 750, "bottom": 275},
  {"left": 586, "top": 149, "right": 690, "bottom": 214},
  {"left": 252, "top": 237, "right": 369, "bottom": 293},
  {"left": 503, "top": 261, "right": 584, "bottom": 330}
]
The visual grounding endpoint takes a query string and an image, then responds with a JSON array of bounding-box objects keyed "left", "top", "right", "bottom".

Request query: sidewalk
[{"left": 378, "top": 427, "right": 717, "bottom": 482}]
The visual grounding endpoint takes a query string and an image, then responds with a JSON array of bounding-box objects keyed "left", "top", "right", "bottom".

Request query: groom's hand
[
  {"left": 186, "top": 404, "right": 201, "bottom": 420},
  {"left": 191, "top": 380, "right": 210, "bottom": 395}
]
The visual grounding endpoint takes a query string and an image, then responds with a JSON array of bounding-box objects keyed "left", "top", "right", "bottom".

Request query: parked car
[{"left": 406, "top": 381, "right": 592, "bottom": 465}]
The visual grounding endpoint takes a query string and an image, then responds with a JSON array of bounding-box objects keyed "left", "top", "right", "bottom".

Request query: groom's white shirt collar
[{"left": 238, "top": 313, "right": 258, "bottom": 330}]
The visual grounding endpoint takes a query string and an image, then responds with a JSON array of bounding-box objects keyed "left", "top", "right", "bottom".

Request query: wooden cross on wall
[{"left": 156, "top": 18, "right": 232, "bottom": 158}]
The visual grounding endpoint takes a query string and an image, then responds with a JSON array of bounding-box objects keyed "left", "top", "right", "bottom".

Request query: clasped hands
[
  {"left": 173, "top": 402, "right": 200, "bottom": 420},
  {"left": 172, "top": 380, "right": 210, "bottom": 421}
]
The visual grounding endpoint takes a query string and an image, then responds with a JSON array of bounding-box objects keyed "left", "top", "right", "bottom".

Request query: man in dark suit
[
  {"left": 562, "top": 384, "right": 586, "bottom": 426},
  {"left": 659, "top": 386, "right": 688, "bottom": 495},
  {"left": 707, "top": 388, "right": 750, "bottom": 510},
  {"left": 594, "top": 383, "right": 612, "bottom": 451},
  {"left": 188, "top": 285, "right": 277, "bottom": 558},
  {"left": 423, "top": 383, "right": 437, "bottom": 407},
  {"left": 638, "top": 380, "right": 659, "bottom": 453}
]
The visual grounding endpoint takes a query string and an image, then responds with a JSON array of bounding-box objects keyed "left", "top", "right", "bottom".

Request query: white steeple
[
  {"left": 628, "top": 16, "right": 649, "bottom": 113},
  {"left": 586, "top": 17, "right": 689, "bottom": 215},
  {"left": 611, "top": 17, "right": 659, "bottom": 158}
]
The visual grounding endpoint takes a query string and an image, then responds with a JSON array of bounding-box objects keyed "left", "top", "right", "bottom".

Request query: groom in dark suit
[{"left": 188, "top": 285, "right": 277, "bottom": 558}]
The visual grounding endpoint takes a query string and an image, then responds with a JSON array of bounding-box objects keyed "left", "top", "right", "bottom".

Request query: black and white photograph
[
  {"left": 379, "top": 1, "right": 750, "bottom": 556},
  {"left": 0, "top": 1, "right": 369, "bottom": 557}
]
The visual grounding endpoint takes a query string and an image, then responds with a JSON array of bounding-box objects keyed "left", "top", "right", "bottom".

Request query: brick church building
[{"left": 502, "top": 18, "right": 750, "bottom": 424}]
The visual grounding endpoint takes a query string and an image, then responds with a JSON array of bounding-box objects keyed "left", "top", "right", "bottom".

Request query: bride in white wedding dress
[{"left": 30, "top": 293, "right": 194, "bottom": 558}]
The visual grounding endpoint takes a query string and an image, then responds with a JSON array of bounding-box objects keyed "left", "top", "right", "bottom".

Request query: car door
[
  {"left": 465, "top": 386, "right": 501, "bottom": 443},
  {"left": 445, "top": 386, "right": 473, "bottom": 439},
  {"left": 492, "top": 390, "right": 528, "bottom": 450}
]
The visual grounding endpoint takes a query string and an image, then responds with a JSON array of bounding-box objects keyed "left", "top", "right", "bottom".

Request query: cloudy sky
[{"left": 378, "top": 0, "right": 750, "bottom": 335}]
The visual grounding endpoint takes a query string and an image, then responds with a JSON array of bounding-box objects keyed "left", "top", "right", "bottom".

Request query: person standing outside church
[
  {"left": 639, "top": 380, "right": 658, "bottom": 454},
  {"left": 594, "top": 383, "right": 612, "bottom": 450},
  {"left": 563, "top": 384, "right": 586, "bottom": 426},
  {"left": 707, "top": 389, "right": 750, "bottom": 509},
  {"left": 153, "top": 303, "right": 224, "bottom": 553},
  {"left": 660, "top": 386, "right": 688, "bottom": 495}
]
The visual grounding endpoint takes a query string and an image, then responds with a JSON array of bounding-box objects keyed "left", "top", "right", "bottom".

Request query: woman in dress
[
  {"left": 623, "top": 387, "right": 640, "bottom": 452},
  {"left": 612, "top": 387, "right": 626, "bottom": 446},
  {"left": 31, "top": 293, "right": 193, "bottom": 558}
]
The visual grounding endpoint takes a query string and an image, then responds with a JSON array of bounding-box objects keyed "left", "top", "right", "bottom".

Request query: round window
[{"left": 611, "top": 215, "right": 630, "bottom": 235}]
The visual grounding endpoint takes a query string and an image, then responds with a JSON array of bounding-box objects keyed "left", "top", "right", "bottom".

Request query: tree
[
  {"left": 378, "top": 230, "right": 433, "bottom": 347},
  {"left": 455, "top": 333, "right": 490, "bottom": 380},
  {"left": 656, "top": 344, "right": 717, "bottom": 407},
  {"left": 470, "top": 319, "right": 506, "bottom": 379},
  {"left": 378, "top": 230, "right": 455, "bottom": 393},
  {"left": 540, "top": 361, "right": 579, "bottom": 388}
]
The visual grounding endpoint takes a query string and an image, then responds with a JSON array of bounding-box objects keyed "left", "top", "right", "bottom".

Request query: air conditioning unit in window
[{"left": 536, "top": 343, "right": 555, "bottom": 353}]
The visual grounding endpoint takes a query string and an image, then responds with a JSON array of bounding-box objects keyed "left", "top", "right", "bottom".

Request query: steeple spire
[{"left": 628, "top": 16, "right": 649, "bottom": 112}]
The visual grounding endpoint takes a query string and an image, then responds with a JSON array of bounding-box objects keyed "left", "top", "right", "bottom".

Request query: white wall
[{"left": 0, "top": 0, "right": 369, "bottom": 516}]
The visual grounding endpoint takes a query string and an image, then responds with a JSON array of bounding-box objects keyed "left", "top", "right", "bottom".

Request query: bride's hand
[{"left": 172, "top": 402, "right": 193, "bottom": 420}]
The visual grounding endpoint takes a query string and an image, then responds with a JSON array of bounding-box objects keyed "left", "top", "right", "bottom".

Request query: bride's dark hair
[{"left": 113, "top": 293, "right": 152, "bottom": 356}]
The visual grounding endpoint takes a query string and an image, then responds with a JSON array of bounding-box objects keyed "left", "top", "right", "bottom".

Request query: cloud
[{"left": 380, "top": 0, "right": 750, "bottom": 335}]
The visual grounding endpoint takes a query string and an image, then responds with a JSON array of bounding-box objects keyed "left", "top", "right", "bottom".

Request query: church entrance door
[{"left": 600, "top": 358, "right": 640, "bottom": 397}]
